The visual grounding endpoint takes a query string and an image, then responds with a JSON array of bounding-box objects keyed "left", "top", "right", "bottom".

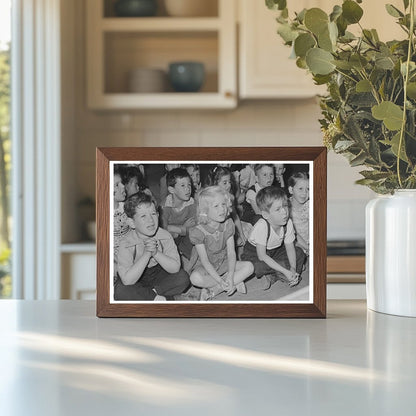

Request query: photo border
[{"left": 96, "top": 147, "right": 327, "bottom": 318}]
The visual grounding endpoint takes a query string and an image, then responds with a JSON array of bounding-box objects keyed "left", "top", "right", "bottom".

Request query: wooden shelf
[
  {"left": 89, "top": 92, "right": 235, "bottom": 110},
  {"left": 101, "top": 17, "right": 221, "bottom": 32}
]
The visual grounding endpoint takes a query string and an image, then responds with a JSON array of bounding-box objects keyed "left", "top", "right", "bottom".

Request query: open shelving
[{"left": 86, "top": 0, "right": 237, "bottom": 109}]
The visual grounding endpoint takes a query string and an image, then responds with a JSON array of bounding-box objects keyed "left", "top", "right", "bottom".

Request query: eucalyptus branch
[
  {"left": 390, "top": 79, "right": 398, "bottom": 101},
  {"left": 397, "top": 0, "right": 415, "bottom": 188},
  {"left": 358, "top": 69, "right": 381, "bottom": 104},
  {"left": 334, "top": 68, "right": 359, "bottom": 84}
]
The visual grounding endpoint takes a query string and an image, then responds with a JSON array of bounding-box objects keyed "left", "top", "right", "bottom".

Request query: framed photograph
[{"left": 96, "top": 147, "right": 326, "bottom": 318}]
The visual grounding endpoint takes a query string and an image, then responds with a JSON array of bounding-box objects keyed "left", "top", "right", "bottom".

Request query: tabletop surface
[{"left": 0, "top": 300, "right": 415, "bottom": 416}]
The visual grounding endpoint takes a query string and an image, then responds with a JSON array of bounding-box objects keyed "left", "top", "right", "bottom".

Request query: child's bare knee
[
  {"left": 190, "top": 271, "right": 203, "bottom": 286},
  {"left": 246, "top": 261, "right": 254, "bottom": 274}
]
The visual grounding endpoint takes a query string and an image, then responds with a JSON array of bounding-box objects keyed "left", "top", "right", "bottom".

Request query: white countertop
[{"left": 0, "top": 300, "right": 415, "bottom": 415}]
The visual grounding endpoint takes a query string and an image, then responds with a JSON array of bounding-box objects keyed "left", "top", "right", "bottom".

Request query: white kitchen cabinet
[
  {"left": 238, "top": 0, "right": 404, "bottom": 99},
  {"left": 61, "top": 245, "right": 96, "bottom": 300},
  {"left": 239, "top": 0, "right": 326, "bottom": 99},
  {"left": 86, "top": 0, "right": 237, "bottom": 109}
]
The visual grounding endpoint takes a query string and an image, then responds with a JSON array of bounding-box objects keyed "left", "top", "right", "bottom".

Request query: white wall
[{"left": 61, "top": 0, "right": 374, "bottom": 243}]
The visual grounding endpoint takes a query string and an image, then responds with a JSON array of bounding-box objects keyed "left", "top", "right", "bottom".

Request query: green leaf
[
  {"left": 363, "top": 29, "right": 376, "bottom": 46},
  {"left": 339, "top": 31, "right": 356, "bottom": 42},
  {"left": 403, "top": 0, "right": 409, "bottom": 10},
  {"left": 296, "top": 8, "right": 307, "bottom": 23},
  {"left": 359, "top": 170, "right": 391, "bottom": 181},
  {"left": 266, "top": 0, "right": 287, "bottom": 11},
  {"left": 333, "top": 60, "right": 352, "bottom": 70},
  {"left": 371, "top": 29, "right": 380, "bottom": 43},
  {"left": 318, "top": 27, "right": 334, "bottom": 52},
  {"left": 336, "top": 15, "right": 348, "bottom": 36},
  {"left": 334, "top": 139, "right": 355, "bottom": 151},
  {"left": 277, "top": 23, "right": 298, "bottom": 43},
  {"left": 393, "top": 60, "right": 402, "bottom": 79},
  {"left": 407, "top": 82, "right": 416, "bottom": 99},
  {"left": 342, "top": 0, "right": 363, "bottom": 24},
  {"left": 348, "top": 92, "right": 377, "bottom": 107},
  {"left": 355, "top": 178, "right": 378, "bottom": 186},
  {"left": 313, "top": 74, "right": 332, "bottom": 85},
  {"left": 350, "top": 54, "right": 368, "bottom": 70},
  {"left": 385, "top": 4, "right": 404, "bottom": 18},
  {"left": 343, "top": 114, "right": 367, "bottom": 147},
  {"left": 280, "top": 7, "right": 288, "bottom": 19},
  {"left": 369, "top": 136, "right": 382, "bottom": 164},
  {"left": 305, "top": 48, "right": 335, "bottom": 75},
  {"left": 296, "top": 57, "right": 308, "bottom": 69},
  {"left": 375, "top": 55, "right": 395, "bottom": 70},
  {"left": 389, "top": 132, "right": 409, "bottom": 162},
  {"left": 356, "top": 79, "right": 372, "bottom": 92},
  {"left": 372, "top": 101, "right": 404, "bottom": 131},
  {"left": 330, "top": 5, "right": 342, "bottom": 22},
  {"left": 328, "top": 21, "right": 338, "bottom": 45},
  {"left": 304, "top": 8, "right": 329, "bottom": 35},
  {"left": 350, "top": 151, "right": 367, "bottom": 167},
  {"left": 401, "top": 61, "right": 416, "bottom": 76},
  {"left": 294, "top": 33, "right": 316, "bottom": 58}
]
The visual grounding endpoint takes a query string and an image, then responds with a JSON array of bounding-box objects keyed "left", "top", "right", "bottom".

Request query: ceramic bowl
[
  {"left": 128, "top": 68, "right": 167, "bottom": 93},
  {"left": 114, "top": 0, "right": 158, "bottom": 17},
  {"left": 168, "top": 62, "right": 205, "bottom": 92},
  {"left": 164, "top": 0, "right": 217, "bottom": 17}
]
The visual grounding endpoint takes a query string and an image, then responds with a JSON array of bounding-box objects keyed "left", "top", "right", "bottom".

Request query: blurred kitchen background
[{"left": 4, "top": 0, "right": 403, "bottom": 300}]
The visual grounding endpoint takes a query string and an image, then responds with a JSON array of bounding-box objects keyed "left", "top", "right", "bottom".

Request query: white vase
[{"left": 366, "top": 189, "right": 416, "bottom": 317}]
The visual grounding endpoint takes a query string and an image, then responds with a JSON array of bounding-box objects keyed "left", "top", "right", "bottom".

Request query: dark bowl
[
  {"left": 114, "top": 0, "right": 158, "bottom": 17},
  {"left": 168, "top": 62, "right": 205, "bottom": 93}
]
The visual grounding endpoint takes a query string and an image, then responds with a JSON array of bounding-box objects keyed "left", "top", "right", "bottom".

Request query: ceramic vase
[{"left": 366, "top": 189, "right": 416, "bottom": 317}]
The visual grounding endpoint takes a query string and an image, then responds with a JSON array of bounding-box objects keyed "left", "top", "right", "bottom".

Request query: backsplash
[
  {"left": 61, "top": 0, "right": 374, "bottom": 243},
  {"left": 72, "top": 100, "right": 374, "bottom": 241}
]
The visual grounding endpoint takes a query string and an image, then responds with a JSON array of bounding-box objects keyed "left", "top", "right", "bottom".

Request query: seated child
[
  {"left": 274, "top": 163, "right": 286, "bottom": 190},
  {"left": 189, "top": 186, "right": 254, "bottom": 300},
  {"left": 241, "top": 164, "right": 274, "bottom": 225},
  {"left": 241, "top": 186, "right": 306, "bottom": 289},
  {"left": 115, "top": 192, "right": 190, "bottom": 301},
  {"left": 113, "top": 165, "right": 129, "bottom": 270},
  {"left": 288, "top": 172, "right": 310, "bottom": 254},
  {"left": 183, "top": 164, "right": 202, "bottom": 196},
  {"left": 207, "top": 166, "right": 247, "bottom": 247},
  {"left": 159, "top": 164, "right": 181, "bottom": 203},
  {"left": 123, "top": 164, "right": 151, "bottom": 198},
  {"left": 161, "top": 168, "right": 196, "bottom": 261},
  {"left": 239, "top": 164, "right": 256, "bottom": 193}
]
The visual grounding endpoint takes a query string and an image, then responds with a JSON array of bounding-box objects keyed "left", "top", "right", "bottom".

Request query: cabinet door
[
  {"left": 239, "top": 0, "right": 326, "bottom": 99},
  {"left": 62, "top": 253, "right": 96, "bottom": 300},
  {"left": 239, "top": 0, "right": 404, "bottom": 99}
]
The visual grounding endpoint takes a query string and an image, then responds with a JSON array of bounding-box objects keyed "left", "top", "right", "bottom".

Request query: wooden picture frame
[{"left": 96, "top": 147, "right": 327, "bottom": 318}]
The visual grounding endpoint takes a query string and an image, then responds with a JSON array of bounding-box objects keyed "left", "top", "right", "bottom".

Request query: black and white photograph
[{"left": 110, "top": 160, "right": 313, "bottom": 303}]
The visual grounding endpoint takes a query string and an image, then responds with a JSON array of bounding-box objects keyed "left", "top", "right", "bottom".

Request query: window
[{"left": 0, "top": 0, "right": 11, "bottom": 298}]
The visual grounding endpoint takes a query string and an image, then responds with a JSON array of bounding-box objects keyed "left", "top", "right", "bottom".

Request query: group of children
[{"left": 113, "top": 163, "right": 310, "bottom": 301}]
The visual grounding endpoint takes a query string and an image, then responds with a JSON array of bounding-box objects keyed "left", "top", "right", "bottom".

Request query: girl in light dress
[
  {"left": 207, "top": 166, "right": 247, "bottom": 251},
  {"left": 288, "top": 172, "right": 310, "bottom": 255},
  {"left": 189, "top": 186, "right": 253, "bottom": 301}
]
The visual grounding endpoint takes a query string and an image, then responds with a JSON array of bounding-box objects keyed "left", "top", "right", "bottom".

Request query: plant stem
[
  {"left": 397, "top": 0, "right": 415, "bottom": 188},
  {"left": 334, "top": 68, "right": 358, "bottom": 84}
]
